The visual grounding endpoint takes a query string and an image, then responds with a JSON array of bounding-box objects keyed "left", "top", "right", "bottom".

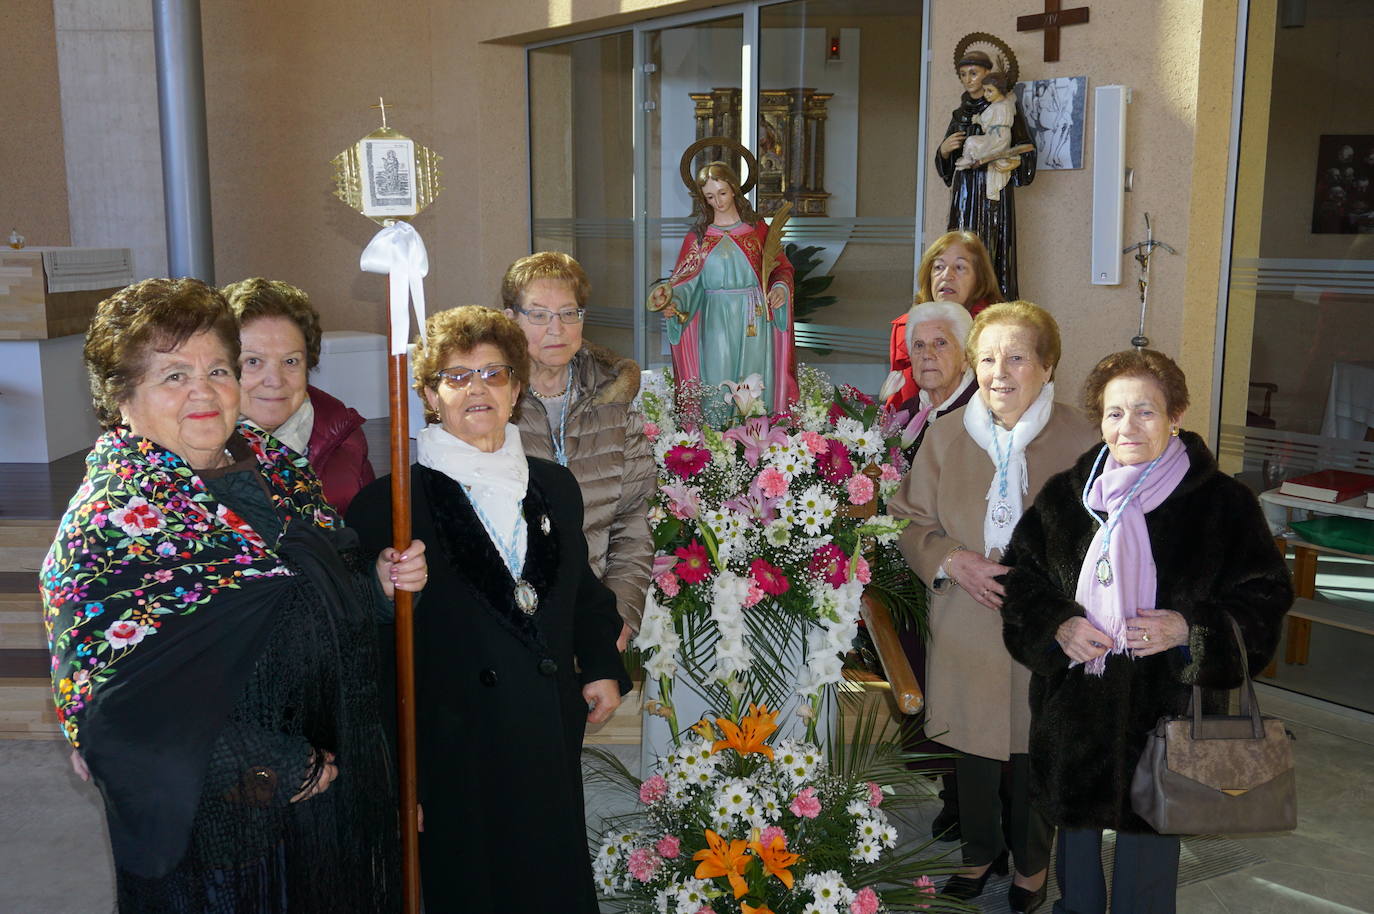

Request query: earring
[{"left": 1170, "top": 426, "right": 1180, "bottom": 437}]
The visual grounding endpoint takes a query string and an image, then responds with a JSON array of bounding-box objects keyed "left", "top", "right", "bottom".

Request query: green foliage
[{"left": 787, "top": 243, "right": 839, "bottom": 356}]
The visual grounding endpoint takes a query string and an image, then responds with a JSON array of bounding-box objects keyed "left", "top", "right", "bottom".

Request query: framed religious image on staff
[
  {"left": 362, "top": 137, "right": 418, "bottom": 218},
  {"left": 1015, "top": 76, "right": 1087, "bottom": 170}
]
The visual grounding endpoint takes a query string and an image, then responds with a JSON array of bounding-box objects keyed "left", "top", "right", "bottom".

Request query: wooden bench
[{"left": 1282, "top": 596, "right": 1374, "bottom": 666}]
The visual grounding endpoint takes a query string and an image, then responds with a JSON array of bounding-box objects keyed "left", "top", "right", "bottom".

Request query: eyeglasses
[
  {"left": 434, "top": 364, "right": 515, "bottom": 389},
  {"left": 516, "top": 307, "right": 585, "bottom": 326}
]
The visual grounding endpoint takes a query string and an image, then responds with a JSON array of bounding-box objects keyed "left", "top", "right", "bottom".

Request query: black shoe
[
  {"left": 930, "top": 801, "right": 961, "bottom": 841},
  {"left": 940, "top": 851, "right": 1009, "bottom": 901},
  {"left": 1008, "top": 881, "right": 1048, "bottom": 913}
]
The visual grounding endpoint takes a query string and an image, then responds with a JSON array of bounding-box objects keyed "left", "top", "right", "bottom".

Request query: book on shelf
[{"left": 1278, "top": 469, "right": 1374, "bottom": 503}]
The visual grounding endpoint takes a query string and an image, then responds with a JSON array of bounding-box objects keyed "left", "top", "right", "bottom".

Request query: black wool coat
[
  {"left": 348, "top": 458, "right": 630, "bottom": 914},
  {"left": 1000, "top": 432, "right": 1292, "bottom": 833}
]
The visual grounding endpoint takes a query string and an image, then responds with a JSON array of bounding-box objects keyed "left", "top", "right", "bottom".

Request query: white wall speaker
[{"left": 1091, "top": 85, "right": 1132, "bottom": 285}]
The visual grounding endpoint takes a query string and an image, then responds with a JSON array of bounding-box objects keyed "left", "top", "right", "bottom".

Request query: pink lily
[
  {"left": 720, "top": 373, "right": 766, "bottom": 418},
  {"left": 661, "top": 482, "right": 701, "bottom": 519},
  {"left": 723, "top": 474, "right": 781, "bottom": 524},
  {"left": 722, "top": 416, "right": 789, "bottom": 467}
]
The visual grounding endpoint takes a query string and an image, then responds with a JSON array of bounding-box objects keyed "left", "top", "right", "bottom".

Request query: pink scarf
[{"left": 1074, "top": 436, "right": 1189, "bottom": 676}]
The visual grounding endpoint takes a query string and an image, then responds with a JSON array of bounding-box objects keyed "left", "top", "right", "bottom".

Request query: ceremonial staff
[{"left": 332, "top": 98, "right": 443, "bottom": 914}]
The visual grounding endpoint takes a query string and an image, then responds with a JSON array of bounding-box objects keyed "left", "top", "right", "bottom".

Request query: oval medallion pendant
[
  {"left": 991, "top": 501, "right": 1014, "bottom": 528},
  {"left": 514, "top": 579, "right": 539, "bottom": 615},
  {"left": 1095, "top": 556, "right": 1113, "bottom": 587}
]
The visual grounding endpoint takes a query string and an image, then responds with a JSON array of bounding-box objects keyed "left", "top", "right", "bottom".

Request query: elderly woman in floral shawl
[{"left": 40, "top": 278, "right": 425, "bottom": 913}]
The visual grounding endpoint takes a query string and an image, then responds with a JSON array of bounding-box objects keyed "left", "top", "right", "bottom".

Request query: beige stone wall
[
  {"left": 923, "top": 0, "right": 1238, "bottom": 432},
  {"left": 24, "top": 0, "right": 1236, "bottom": 427},
  {"left": 2, "top": 0, "right": 71, "bottom": 247}
]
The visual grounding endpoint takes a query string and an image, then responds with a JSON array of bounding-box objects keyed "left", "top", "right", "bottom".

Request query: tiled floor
[{"left": 4, "top": 685, "right": 1369, "bottom": 913}]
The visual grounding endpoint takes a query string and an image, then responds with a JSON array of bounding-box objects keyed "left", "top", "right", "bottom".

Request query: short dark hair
[
  {"left": 1081, "top": 349, "right": 1190, "bottom": 420},
  {"left": 84, "top": 278, "right": 240, "bottom": 428},
  {"left": 222, "top": 278, "right": 323, "bottom": 371},
  {"left": 412, "top": 306, "right": 531, "bottom": 423}
]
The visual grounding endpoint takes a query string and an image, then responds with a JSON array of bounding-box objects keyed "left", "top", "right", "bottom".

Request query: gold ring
[{"left": 1142, "top": 632, "right": 1151, "bottom": 643}]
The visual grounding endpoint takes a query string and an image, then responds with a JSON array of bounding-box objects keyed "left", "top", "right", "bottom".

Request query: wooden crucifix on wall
[{"left": 1017, "top": 0, "right": 1090, "bottom": 63}]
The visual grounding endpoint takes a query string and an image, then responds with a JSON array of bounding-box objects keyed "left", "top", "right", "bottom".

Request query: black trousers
[
  {"left": 956, "top": 751, "right": 1053, "bottom": 877},
  {"left": 1053, "top": 828, "right": 1180, "bottom": 914}
]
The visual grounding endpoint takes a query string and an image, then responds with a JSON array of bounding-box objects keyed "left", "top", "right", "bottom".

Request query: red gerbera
[
  {"left": 809, "top": 543, "right": 850, "bottom": 588},
  {"left": 664, "top": 445, "right": 712, "bottom": 479},
  {"left": 815, "top": 441, "right": 854, "bottom": 484},
  {"left": 674, "top": 539, "right": 713, "bottom": 584},
  {"left": 749, "top": 558, "right": 790, "bottom": 596}
]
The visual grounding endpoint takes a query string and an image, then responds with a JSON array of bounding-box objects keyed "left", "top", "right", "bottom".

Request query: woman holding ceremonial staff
[
  {"left": 889, "top": 301, "right": 1097, "bottom": 913},
  {"left": 347, "top": 306, "right": 629, "bottom": 914}
]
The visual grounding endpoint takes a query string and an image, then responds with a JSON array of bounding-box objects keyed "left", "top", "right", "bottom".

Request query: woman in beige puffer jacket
[{"left": 505, "top": 253, "right": 655, "bottom": 650}]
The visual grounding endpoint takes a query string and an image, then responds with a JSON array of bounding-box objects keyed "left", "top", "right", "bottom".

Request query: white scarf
[
  {"left": 962, "top": 381, "right": 1056, "bottom": 556},
  {"left": 416, "top": 423, "right": 529, "bottom": 570},
  {"left": 270, "top": 395, "right": 315, "bottom": 457}
]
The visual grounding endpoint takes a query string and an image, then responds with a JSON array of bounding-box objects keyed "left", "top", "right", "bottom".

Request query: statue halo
[
  {"left": 953, "top": 32, "right": 1020, "bottom": 91},
  {"left": 679, "top": 136, "right": 759, "bottom": 199}
]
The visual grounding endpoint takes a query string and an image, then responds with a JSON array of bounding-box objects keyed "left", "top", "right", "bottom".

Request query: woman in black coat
[
  {"left": 348, "top": 306, "right": 629, "bottom": 914},
  {"left": 1000, "top": 350, "right": 1291, "bottom": 914}
]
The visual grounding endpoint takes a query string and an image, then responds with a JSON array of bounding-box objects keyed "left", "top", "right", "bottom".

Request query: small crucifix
[
  {"left": 1017, "top": 0, "right": 1090, "bottom": 63},
  {"left": 370, "top": 96, "right": 393, "bottom": 130}
]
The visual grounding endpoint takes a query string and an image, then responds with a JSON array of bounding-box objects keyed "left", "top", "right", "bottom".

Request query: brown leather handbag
[{"left": 1129, "top": 614, "right": 1296, "bottom": 835}]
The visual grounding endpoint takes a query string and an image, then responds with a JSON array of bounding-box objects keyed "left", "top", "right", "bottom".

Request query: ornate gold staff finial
[{"left": 332, "top": 98, "right": 443, "bottom": 226}]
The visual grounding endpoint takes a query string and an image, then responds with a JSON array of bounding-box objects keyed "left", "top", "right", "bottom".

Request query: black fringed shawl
[{"left": 41, "top": 426, "right": 399, "bottom": 911}]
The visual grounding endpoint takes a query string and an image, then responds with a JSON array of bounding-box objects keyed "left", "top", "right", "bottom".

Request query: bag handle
[{"left": 1188, "top": 612, "right": 1264, "bottom": 740}]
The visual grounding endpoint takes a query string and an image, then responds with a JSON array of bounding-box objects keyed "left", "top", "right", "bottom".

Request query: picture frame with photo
[
  {"left": 1014, "top": 76, "right": 1087, "bottom": 170},
  {"left": 363, "top": 137, "right": 418, "bottom": 218}
]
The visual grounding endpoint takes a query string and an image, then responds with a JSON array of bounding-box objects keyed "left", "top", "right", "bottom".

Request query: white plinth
[
  {"left": 0, "top": 334, "right": 103, "bottom": 462},
  {"left": 315, "top": 331, "right": 388, "bottom": 419}
]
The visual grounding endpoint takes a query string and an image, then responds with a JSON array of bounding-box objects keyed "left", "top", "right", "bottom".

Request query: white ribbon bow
[{"left": 360, "top": 221, "right": 428, "bottom": 355}]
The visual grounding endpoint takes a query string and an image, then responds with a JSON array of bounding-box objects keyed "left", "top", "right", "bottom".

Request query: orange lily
[
  {"left": 712, "top": 703, "right": 780, "bottom": 759},
  {"left": 741, "top": 904, "right": 776, "bottom": 914},
  {"left": 748, "top": 832, "right": 799, "bottom": 890},
  {"left": 692, "top": 828, "right": 752, "bottom": 899}
]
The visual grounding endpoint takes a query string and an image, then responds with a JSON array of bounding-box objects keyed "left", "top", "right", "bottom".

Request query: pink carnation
[
  {"left": 627, "top": 846, "right": 660, "bottom": 882},
  {"left": 800, "top": 431, "right": 829, "bottom": 455},
  {"left": 914, "top": 875, "right": 935, "bottom": 909},
  {"left": 855, "top": 555, "right": 871, "bottom": 585},
  {"left": 757, "top": 466, "right": 789, "bottom": 499},
  {"left": 879, "top": 463, "right": 901, "bottom": 481},
  {"left": 846, "top": 474, "right": 875, "bottom": 506},
  {"left": 789, "top": 786, "right": 821, "bottom": 819},
  {"left": 655, "top": 572, "right": 681, "bottom": 598},
  {"left": 655, "top": 834, "right": 681, "bottom": 859},
  {"left": 644, "top": 421, "right": 661, "bottom": 441},
  {"left": 850, "top": 886, "right": 879, "bottom": 914},
  {"left": 743, "top": 581, "right": 764, "bottom": 608},
  {"left": 639, "top": 774, "right": 668, "bottom": 804},
  {"left": 866, "top": 781, "right": 883, "bottom": 808},
  {"left": 759, "top": 826, "right": 786, "bottom": 849}
]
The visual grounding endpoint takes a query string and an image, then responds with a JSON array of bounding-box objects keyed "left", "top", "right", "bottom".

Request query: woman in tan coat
[
  {"left": 504, "top": 252, "right": 655, "bottom": 651},
  {"left": 889, "top": 301, "right": 1097, "bottom": 913}
]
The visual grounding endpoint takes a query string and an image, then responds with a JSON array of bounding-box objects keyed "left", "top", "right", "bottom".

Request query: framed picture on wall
[
  {"left": 1311, "top": 134, "right": 1374, "bottom": 234},
  {"left": 362, "top": 137, "right": 418, "bottom": 218},
  {"left": 1014, "top": 76, "right": 1087, "bottom": 170}
]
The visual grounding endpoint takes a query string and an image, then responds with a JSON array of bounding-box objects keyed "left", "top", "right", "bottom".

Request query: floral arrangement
[
  {"left": 588, "top": 705, "right": 964, "bottom": 914},
  {"left": 632, "top": 366, "right": 920, "bottom": 744}
]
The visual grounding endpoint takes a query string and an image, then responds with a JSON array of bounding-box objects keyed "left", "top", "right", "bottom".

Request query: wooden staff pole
[{"left": 387, "top": 325, "right": 421, "bottom": 913}]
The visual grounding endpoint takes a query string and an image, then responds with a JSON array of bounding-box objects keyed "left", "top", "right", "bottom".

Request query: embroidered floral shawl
[{"left": 41, "top": 424, "right": 339, "bottom": 748}]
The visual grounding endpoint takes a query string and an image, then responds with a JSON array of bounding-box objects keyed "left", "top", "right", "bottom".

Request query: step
[
  {"left": 0, "top": 677, "right": 60, "bottom": 738},
  {"left": 0, "top": 521, "right": 58, "bottom": 575},
  {"left": 0, "top": 572, "right": 45, "bottom": 651}
]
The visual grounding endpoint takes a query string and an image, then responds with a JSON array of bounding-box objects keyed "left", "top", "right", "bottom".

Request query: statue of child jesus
[{"left": 954, "top": 73, "right": 1018, "bottom": 202}]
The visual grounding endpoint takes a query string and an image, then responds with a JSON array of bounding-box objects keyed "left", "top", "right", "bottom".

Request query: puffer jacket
[
  {"left": 306, "top": 385, "right": 375, "bottom": 516},
  {"left": 517, "top": 344, "right": 654, "bottom": 631}
]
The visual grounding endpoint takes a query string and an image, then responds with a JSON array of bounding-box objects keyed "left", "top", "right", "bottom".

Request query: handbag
[{"left": 1129, "top": 613, "right": 1296, "bottom": 835}]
